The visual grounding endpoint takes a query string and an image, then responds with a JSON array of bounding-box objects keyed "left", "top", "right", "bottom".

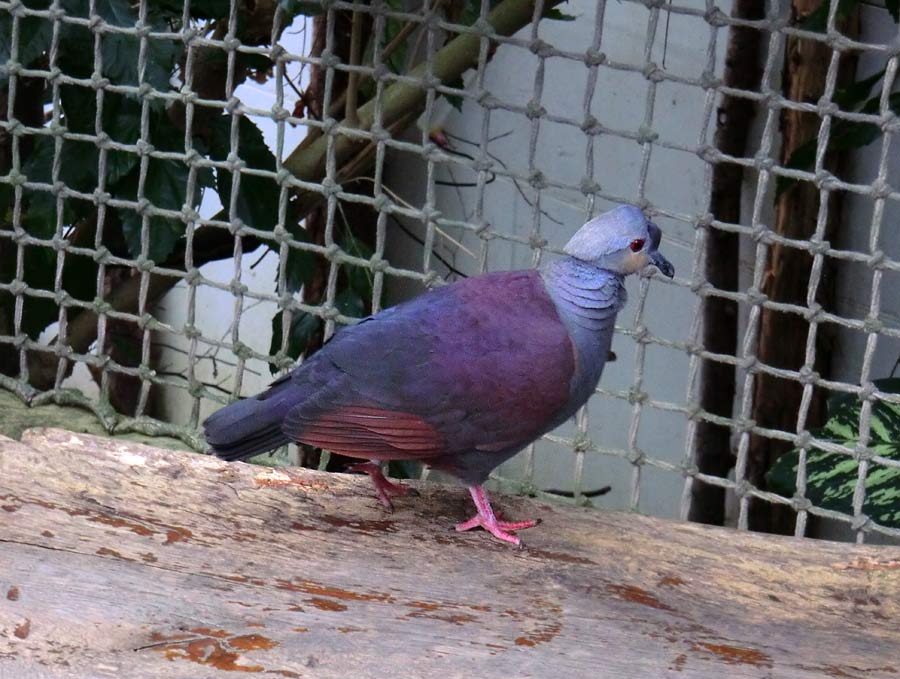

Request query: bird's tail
[{"left": 203, "top": 377, "right": 296, "bottom": 461}]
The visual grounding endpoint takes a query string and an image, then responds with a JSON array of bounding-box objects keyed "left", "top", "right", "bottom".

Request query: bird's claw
[
  {"left": 454, "top": 514, "right": 540, "bottom": 546},
  {"left": 454, "top": 485, "right": 541, "bottom": 546},
  {"left": 453, "top": 515, "right": 540, "bottom": 548},
  {"left": 348, "top": 461, "right": 416, "bottom": 512}
]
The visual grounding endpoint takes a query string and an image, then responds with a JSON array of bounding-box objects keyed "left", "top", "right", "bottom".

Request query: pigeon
[{"left": 203, "top": 205, "right": 674, "bottom": 545}]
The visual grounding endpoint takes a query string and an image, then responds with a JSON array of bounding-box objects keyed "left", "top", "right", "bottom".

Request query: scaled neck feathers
[{"left": 540, "top": 257, "right": 626, "bottom": 333}]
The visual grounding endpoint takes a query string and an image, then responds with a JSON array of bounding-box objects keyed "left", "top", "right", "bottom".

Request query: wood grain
[{"left": 1, "top": 428, "right": 898, "bottom": 678}]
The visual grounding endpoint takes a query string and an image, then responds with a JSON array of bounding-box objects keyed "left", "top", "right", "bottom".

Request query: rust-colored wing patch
[{"left": 294, "top": 406, "right": 445, "bottom": 461}]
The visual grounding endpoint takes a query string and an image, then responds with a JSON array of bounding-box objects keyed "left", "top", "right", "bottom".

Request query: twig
[
  {"left": 250, "top": 247, "right": 273, "bottom": 270},
  {"left": 389, "top": 214, "right": 468, "bottom": 278},
  {"left": 151, "top": 341, "right": 259, "bottom": 377},
  {"left": 133, "top": 637, "right": 208, "bottom": 653},
  {"left": 284, "top": 71, "right": 306, "bottom": 102},
  {"left": 443, "top": 130, "right": 565, "bottom": 227},
  {"left": 345, "top": 10, "right": 364, "bottom": 127},
  {"left": 154, "top": 371, "right": 235, "bottom": 397},
  {"left": 335, "top": 201, "right": 374, "bottom": 292},
  {"left": 343, "top": 175, "right": 478, "bottom": 260},
  {"left": 542, "top": 486, "right": 612, "bottom": 499},
  {"left": 403, "top": 0, "right": 448, "bottom": 74},
  {"left": 662, "top": 4, "right": 671, "bottom": 69},
  {"left": 325, "top": 0, "right": 446, "bottom": 119},
  {"left": 431, "top": 143, "right": 497, "bottom": 187}
]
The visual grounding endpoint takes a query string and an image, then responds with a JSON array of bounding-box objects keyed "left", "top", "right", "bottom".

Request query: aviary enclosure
[{"left": 1, "top": 0, "right": 899, "bottom": 545}]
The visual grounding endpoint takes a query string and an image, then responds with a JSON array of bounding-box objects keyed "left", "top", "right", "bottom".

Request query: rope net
[{"left": 1, "top": 0, "right": 898, "bottom": 542}]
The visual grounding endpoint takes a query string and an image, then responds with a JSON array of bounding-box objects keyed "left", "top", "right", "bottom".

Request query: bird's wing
[
  {"left": 289, "top": 405, "right": 447, "bottom": 459},
  {"left": 281, "top": 271, "right": 575, "bottom": 461}
]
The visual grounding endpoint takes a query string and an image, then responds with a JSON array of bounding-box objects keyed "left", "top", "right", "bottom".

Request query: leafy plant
[
  {"left": 801, "top": 0, "right": 898, "bottom": 29},
  {"left": 0, "top": 0, "right": 298, "bottom": 339},
  {"left": 767, "top": 378, "right": 900, "bottom": 528},
  {"left": 0, "top": 0, "right": 570, "bottom": 401},
  {"left": 777, "top": 1, "right": 900, "bottom": 200},
  {"left": 267, "top": 224, "right": 371, "bottom": 373},
  {"left": 777, "top": 70, "right": 900, "bottom": 199}
]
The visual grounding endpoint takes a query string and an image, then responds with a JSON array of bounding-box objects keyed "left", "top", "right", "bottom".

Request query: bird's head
[{"left": 563, "top": 205, "right": 674, "bottom": 279}]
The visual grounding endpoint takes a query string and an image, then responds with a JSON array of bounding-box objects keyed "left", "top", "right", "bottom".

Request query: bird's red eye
[{"left": 629, "top": 238, "right": 645, "bottom": 252}]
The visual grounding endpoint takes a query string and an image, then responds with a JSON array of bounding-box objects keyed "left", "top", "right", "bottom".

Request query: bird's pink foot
[
  {"left": 347, "top": 461, "right": 417, "bottom": 512},
  {"left": 454, "top": 485, "right": 540, "bottom": 546}
]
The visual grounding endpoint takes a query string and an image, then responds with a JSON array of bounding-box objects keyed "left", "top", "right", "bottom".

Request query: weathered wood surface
[{"left": 1, "top": 429, "right": 899, "bottom": 678}]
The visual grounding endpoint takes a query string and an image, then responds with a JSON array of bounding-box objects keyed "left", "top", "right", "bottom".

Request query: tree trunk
[
  {"left": 690, "top": 0, "right": 766, "bottom": 526},
  {"left": 747, "top": 0, "right": 859, "bottom": 533}
]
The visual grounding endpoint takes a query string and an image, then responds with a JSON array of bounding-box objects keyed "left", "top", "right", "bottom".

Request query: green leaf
[
  {"left": 117, "top": 160, "right": 190, "bottom": 263},
  {"left": 12, "top": 132, "right": 102, "bottom": 338},
  {"left": 334, "top": 288, "right": 365, "bottom": 318},
  {"left": 115, "top": 107, "right": 214, "bottom": 262},
  {"left": 22, "top": 138, "right": 66, "bottom": 239},
  {"left": 387, "top": 460, "right": 413, "bottom": 480},
  {"left": 268, "top": 309, "right": 322, "bottom": 373},
  {"left": 102, "top": 95, "right": 144, "bottom": 186},
  {"left": 833, "top": 69, "right": 885, "bottom": 111},
  {"left": 112, "top": 100, "right": 213, "bottom": 261},
  {"left": 22, "top": 135, "right": 99, "bottom": 235},
  {"left": 443, "top": 76, "right": 465, "bottom": 113},
  {"left": 57, "top": 0, "right": 183, "bottom": 90},
  {"left": 542, "top": 7, "right": 577, "bottom": 21},
  {"left": 775, "top": 122, "right": 876, "bottom": 199},
  {"left": 776, "top": 91, "right": 900, "bottom": 200},
  {"left": 239, "top": 52, "right": 276, "bottom": 77},
  {"left": 279, "top": 0, "right": 324, "bottom": 17},
  {"left": 60, "top": 84, "right": 98, "bottom": 134},
  {"left": 283, "top": 225, "right": 317, "bottom": 294},
  {"left": 208, "top": 114, "right": 281, "bottom": 231},
  {"left": 10, "top": 227, "right": 99, "bottom": 341},
  {"left": 101, "top": 31, "right": 182, "bottom": 92},
  {"left": 456, "top": 0, "right": 575, "bottom": 25},
  {"left": 766, "top": 379, "right": 900, "bottom": 528},
  {"left": 152, "top": 0, "right": 231, "bottom": 20},
  {"left": 0, "top": 183, "right": 12, "bottom": 224},
  {"left": 55, "top": 0, "right": 181, "bottom": 90},
  {"left": 458, "top": 0, "right": 501, "bottom": 26},
  {"left": 887, "top": 0, "right": 900, "bottom": 22},
  {"left": 383, "top": 11, "right": 408, "bottom": 75},
  {"left": 768, "top": 445, "right": 900, "bottom": 528},
  {"left": 94, "top": 0, "right": 134, "bottom": 26},
  {"left": 110, "top": 332, "right": 143, "bottom": 366},
  {"left": 0, "top": 0, "right": 53, "bottom": 87},
  {"left": 339, "top": 227, "right": 374, "bottom": 303},
  {"left": 18, "top": 244, "right": 62, "bottom": 339},
  {"left": 816, "top": 0, "right": 900, "bottom": 25},
  {"left": 800, "top": 0, "right": 860, "bottom": 33}
]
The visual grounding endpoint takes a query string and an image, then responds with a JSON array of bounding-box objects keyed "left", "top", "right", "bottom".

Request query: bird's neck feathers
[{"left": 540, "top": 256, "right": 627, "bottom": 333}]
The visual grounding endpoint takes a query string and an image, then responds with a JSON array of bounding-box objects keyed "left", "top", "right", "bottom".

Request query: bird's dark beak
[
  {"left": 645, "top": 221, "right": 674, "bottom": 278},
  {"left": 649, "top": 251, "right": 674, "bottom": 278}
]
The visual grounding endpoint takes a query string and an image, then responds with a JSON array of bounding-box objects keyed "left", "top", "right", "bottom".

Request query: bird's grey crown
[{"left": 563, "top": 204, "right": 649, "bottom": 261}]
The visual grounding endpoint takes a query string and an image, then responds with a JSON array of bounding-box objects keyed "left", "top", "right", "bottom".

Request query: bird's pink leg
[
  {"left": 347, "top": 461, "right": 417, "bottom": 511},
  {"left": 455, "top": 485, "right": 540, "bottom": 546}
]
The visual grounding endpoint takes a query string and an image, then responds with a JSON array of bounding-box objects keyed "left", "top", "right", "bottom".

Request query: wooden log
[{"left": 1, "top": 428, "right": 899, "bottom": 678}]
